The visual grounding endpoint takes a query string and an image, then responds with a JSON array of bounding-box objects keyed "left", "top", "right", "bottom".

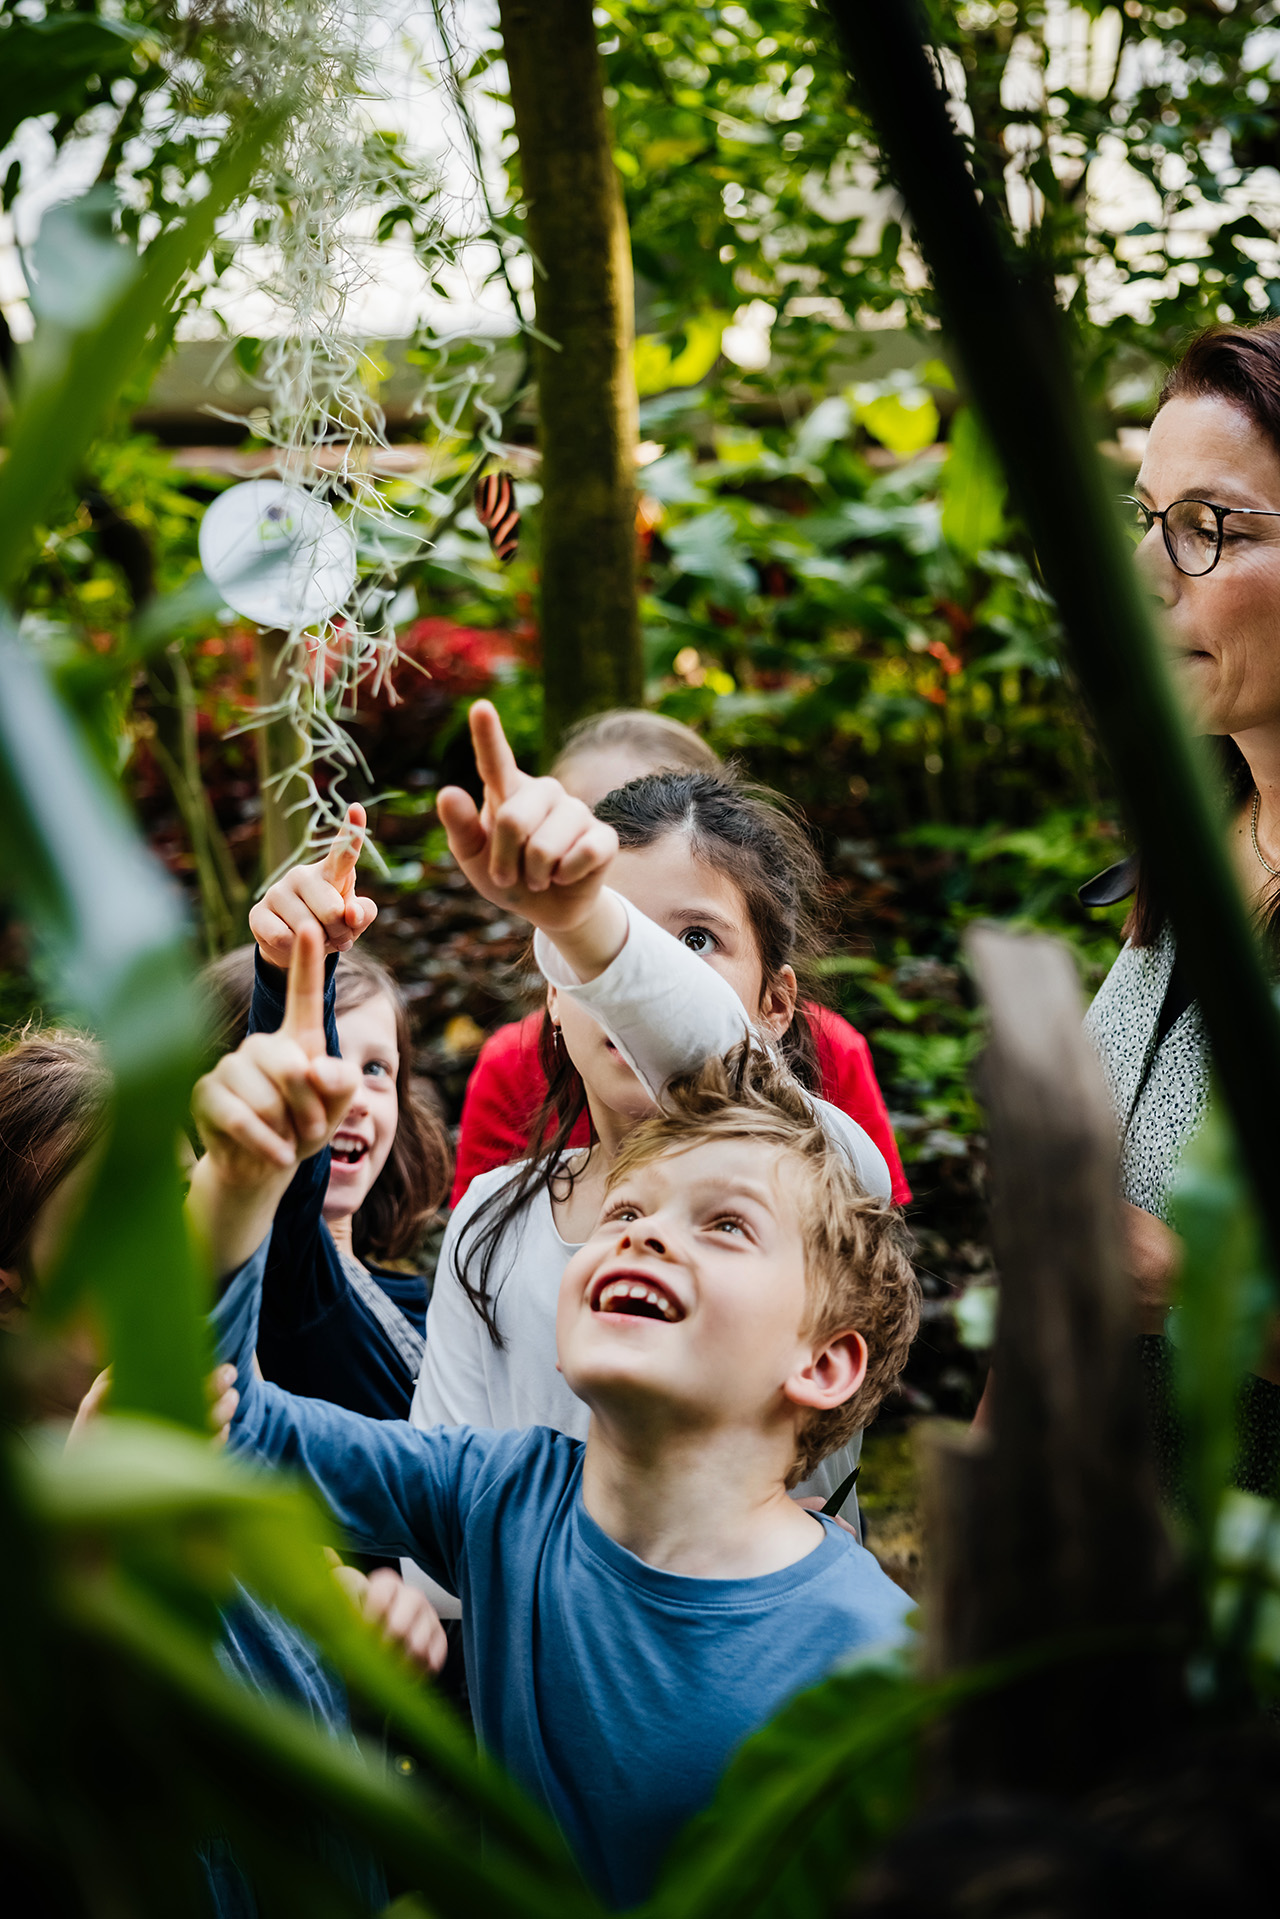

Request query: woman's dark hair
[
  {"left": 334, "top": 950, "right": 451, "bottom": 1263},
  {"left": 456, "top": 768, "right": 830, "bottom": 1343},
  {"left": 0, "top": 1032, "right": 108, "bottom": 1312},
  {"left": 1127, "top": 319, "right": 1280, "bottom": 954}
]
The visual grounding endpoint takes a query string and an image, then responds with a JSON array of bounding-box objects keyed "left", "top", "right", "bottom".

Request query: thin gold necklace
[{"left": 1250, "top": 788, "right": 1280, "bottom": 878}]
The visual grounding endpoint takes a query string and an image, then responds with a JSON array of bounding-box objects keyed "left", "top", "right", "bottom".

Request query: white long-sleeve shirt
[
  {"left": 532, "top": 892, "right": 891, "bottom": 1201},
  {"left": 406, "top": 896, "right": 889, "bottom": 1605}
]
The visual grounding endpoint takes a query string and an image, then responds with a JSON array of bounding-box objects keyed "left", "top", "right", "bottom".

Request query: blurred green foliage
[{"left": 595, "top": 0, "right": 1280, "bottom": 401}]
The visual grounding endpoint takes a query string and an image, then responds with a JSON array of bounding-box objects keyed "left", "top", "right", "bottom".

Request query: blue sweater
[
  {"left": 249, "top": 953, "right": 425, "bottom": 1420},
  {"left": 215, "top": 1246, "right": 913, "bottom": 1908}
]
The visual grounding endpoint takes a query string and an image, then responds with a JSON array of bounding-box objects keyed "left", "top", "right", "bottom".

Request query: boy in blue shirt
[{"left": 189, "top": 929, "right": 920, "bottom": 1909}]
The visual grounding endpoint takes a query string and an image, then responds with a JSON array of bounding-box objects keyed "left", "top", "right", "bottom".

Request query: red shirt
[{"left": 450, "top": 1003, "right": 911, "bottom": 1208}]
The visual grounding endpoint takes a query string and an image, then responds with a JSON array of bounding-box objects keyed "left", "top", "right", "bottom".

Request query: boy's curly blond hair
[{"left": 606, "top": 1047, "right": 920, "bottom": 1488}]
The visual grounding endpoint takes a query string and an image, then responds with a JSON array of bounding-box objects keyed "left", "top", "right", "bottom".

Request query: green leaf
[
  {"left": 0, "top": 15, "right": 147, "bottom": 153},
  {"left": 22, "top": 1416, "right": 596, "bottom": 1916},
  {"left": 940, "top": 407, "right": 1006, "bottom": 558},
  {"left": 0, "top": 105, "right": 285, "bottom": 597},
  {"left": 1168, "top": 1107, "right": 1276, "bottom": 1580},
  {"left": 0, "top": 612, "right": 210, "bottom": 1428},
  {"left": 634, "top": 313, "right": 727, "bottom": 397},
  {"left": 647, "top": 1651, "right": 923, "bottom": 1919},
  {"left": 854, "top": 386, "right": 940, "bottom": 458}
]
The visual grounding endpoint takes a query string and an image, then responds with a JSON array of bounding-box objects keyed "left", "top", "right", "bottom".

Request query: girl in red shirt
[{"left": 451, "top": 709, "right": 910, "bottom": 1208}]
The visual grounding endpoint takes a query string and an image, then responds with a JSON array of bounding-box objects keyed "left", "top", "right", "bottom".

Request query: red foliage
[
  {"left": 926, "top": 636, "right": 964, "bottom": 677},
  {"left": 368, "top": 616, "right": 531, "bottom": 710}
]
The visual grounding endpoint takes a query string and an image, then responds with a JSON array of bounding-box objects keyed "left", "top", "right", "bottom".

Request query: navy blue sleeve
[{"left": 214, "top": 1243, "right": 487, "bottom": 1588}]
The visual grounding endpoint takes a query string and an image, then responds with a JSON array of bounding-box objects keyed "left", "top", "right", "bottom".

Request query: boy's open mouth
[
  {"left": 590, "top": 1271, "right": 685, "bottom": 1322},
  {"left": 331, "top": 1134, "right": 370, "bottom": 1166}
]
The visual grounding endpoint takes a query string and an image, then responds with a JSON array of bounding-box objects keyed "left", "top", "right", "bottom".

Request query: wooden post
[
  {"left": 496, "top": 0, "right": 642, "bottom": 758},
  {"left": 253, "top": 628, "right": 311, "bottom": 878},
  {"left": 920, "top": 925, "right": 1184, "bottom": 1793}
]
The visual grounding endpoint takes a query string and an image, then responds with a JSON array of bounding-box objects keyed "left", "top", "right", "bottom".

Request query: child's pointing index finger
[
  {"left": 281, "top": 922, "right": 327, "bottom": 1058},
  {"left": 319, "top": 803, "right": 366, "bottom": 896},
  {"left": 469, "top": 700, "right": 523, "bottom": 805}
]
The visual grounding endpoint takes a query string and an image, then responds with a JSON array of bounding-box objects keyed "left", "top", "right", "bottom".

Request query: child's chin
[{"left": 563, "top": 1334, "right": 671, "bottom": 1397}]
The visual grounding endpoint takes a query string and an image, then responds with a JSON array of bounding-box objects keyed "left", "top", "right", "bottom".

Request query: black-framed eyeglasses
[{"left": 1121, "top": 494, "right": 1280, "bottom": 577}]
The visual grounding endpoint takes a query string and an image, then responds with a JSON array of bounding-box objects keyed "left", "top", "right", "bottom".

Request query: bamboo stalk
[{"left": 824, "top": 0, "right": 1280, "bottom": 1272}]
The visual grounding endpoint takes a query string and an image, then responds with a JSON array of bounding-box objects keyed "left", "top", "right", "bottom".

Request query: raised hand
[
  {"left": 193, "top": 926, "right": 358, "bottom": 1191},
  {"left": 437, "top": 701, "right": 618, "bottom": 937},
  {"left": 68, "top": 1362, "right": 240, "bottom": 1449},
  {"left": 189, "top": 928, "right": 361, "bottom": 1277},
  {"left": 249, "top": 803, "right": 378, "bottom": 971},
  {"left": 327, "top": 1554, "right": 448, "bottom": 1677}
]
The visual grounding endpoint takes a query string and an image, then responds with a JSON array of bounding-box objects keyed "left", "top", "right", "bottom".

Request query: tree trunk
[
  {"left": 496, "top": 0, "right": 641, "bottom": 759},
  {"left": 253, "top": 629, "right": 311, "bottom": 878}
]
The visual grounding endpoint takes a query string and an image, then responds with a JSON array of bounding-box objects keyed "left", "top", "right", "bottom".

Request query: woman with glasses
[{"left": 1083, "top": 320, "right": 1280, "bottom": 1494}]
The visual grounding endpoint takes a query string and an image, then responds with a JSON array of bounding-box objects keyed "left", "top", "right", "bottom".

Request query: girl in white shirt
[{"left": 409, "top": 705, "right": 893, "bottom": 1542}]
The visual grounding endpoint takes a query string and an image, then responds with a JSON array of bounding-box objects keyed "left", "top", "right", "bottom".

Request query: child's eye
[
  {"left": 365, "top": 1059, "right": 394, "bottom": 1080},
  {"left": 708, "top": 1214, "right": 748, "bottom": 1236},
  {"left": 680, "top": 926, "right": 719, "bottom": 955},
  {"left": 603, "top": 1202, "right": 640, "bottom": 1223}
]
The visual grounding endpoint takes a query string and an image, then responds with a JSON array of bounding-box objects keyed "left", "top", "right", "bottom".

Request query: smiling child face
[
  {"left": 323, "top": 990, "right": 399, "bottom": 1224},
  {"left": 556, "top": 1136, "right": 834, "bottom": 1435}
]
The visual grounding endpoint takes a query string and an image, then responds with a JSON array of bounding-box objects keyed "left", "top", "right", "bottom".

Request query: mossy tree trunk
[{"left": 496, "top": 0, "right": 642, "bottom": 759}]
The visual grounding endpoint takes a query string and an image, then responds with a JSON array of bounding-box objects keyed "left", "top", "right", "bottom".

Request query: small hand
[
  {"left": 327, "top": 1554, "right": 448, "bottom": 1676},
  {"left": 68, "top": 1361, "right": 240, "bottom": 1449},
  {"left": 437, "top": 701, "right": 618, "bottom": 935},
  {"left": 249, "top": 804, "right": 378, "bottom": 971},
  {"left": 192, "top": 926, "right": 358, "bottom": 1189},
  {"left": 793, "top": 1493, "right": 859, "bottom": 1541},
  {"left": 1120, "top": 1201, "right": 1183, "bottom": 1334},
  {"left": 208, "top": 1361, "right": 240, "bottom": 1448}
]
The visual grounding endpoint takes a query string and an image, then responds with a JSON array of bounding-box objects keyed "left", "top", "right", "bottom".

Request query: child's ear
[
  {"left": 547, "top": 983, "right": 560, "bottom": 1024},
  {"left": 758, "top": 964, "right": 798, "bottom": 1041},
  {"left": 783, "top": 1328, "right": 868, "bottom": 1413}
]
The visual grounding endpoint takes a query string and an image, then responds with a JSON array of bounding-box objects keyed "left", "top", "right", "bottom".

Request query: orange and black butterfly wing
[{"left": 474, "top": 472, "right": 520, "bottom": 563}]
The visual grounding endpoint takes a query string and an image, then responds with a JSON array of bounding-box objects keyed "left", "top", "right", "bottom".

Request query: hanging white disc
[{"left": 198, "top": 480, "right": 357, "bottom": 629}]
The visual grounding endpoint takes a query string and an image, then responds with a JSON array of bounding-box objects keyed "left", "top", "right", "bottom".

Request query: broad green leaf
[
  {"left": 852, "top": 385, "right": 939, "bottom": 457},
  {"left": 647, "top": 1651, "right": 922, "bottom": 1919},
  {"left": 1168, "top": 1108, "right": 1276, "bottom": 1600},
  {"left": 68, "top": 1568, "right": 590, "bottom": 1919},
  {"left": 0, "top": 105, "right": 285, "bottom": 597},
  {"left": 634, "top": 313, "right": 726, "bottom": 397},
  {"left": 663, "top": 508, "right": 757, "bottom": 600},
  {"left": 940, "top": 407, "right": 1006, "bottom": 557},
  {"left": 1174, "top": 1105, "right": 1280, "bottom": 1688},
  {"left": 0, "top": 612, "right": 209, "bottom": 1427}
]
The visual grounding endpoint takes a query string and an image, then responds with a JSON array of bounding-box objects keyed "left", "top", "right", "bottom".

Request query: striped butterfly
[{"left": 474, "top": 471, "right": 520, "bottom": 564}]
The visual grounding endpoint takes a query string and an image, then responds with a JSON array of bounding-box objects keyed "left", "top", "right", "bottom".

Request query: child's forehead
[{"left": 609, "top": 1134, "right": 797, "bottom": 1206}]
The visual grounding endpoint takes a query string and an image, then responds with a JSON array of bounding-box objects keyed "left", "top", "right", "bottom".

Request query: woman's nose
[{"left": 1133, "top": 524, "right": 1178, "bottom": 607}]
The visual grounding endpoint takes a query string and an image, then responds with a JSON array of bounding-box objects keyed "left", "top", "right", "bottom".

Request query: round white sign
[{"left": 198, "top": 480, "right": 357, "bottom": 629}]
